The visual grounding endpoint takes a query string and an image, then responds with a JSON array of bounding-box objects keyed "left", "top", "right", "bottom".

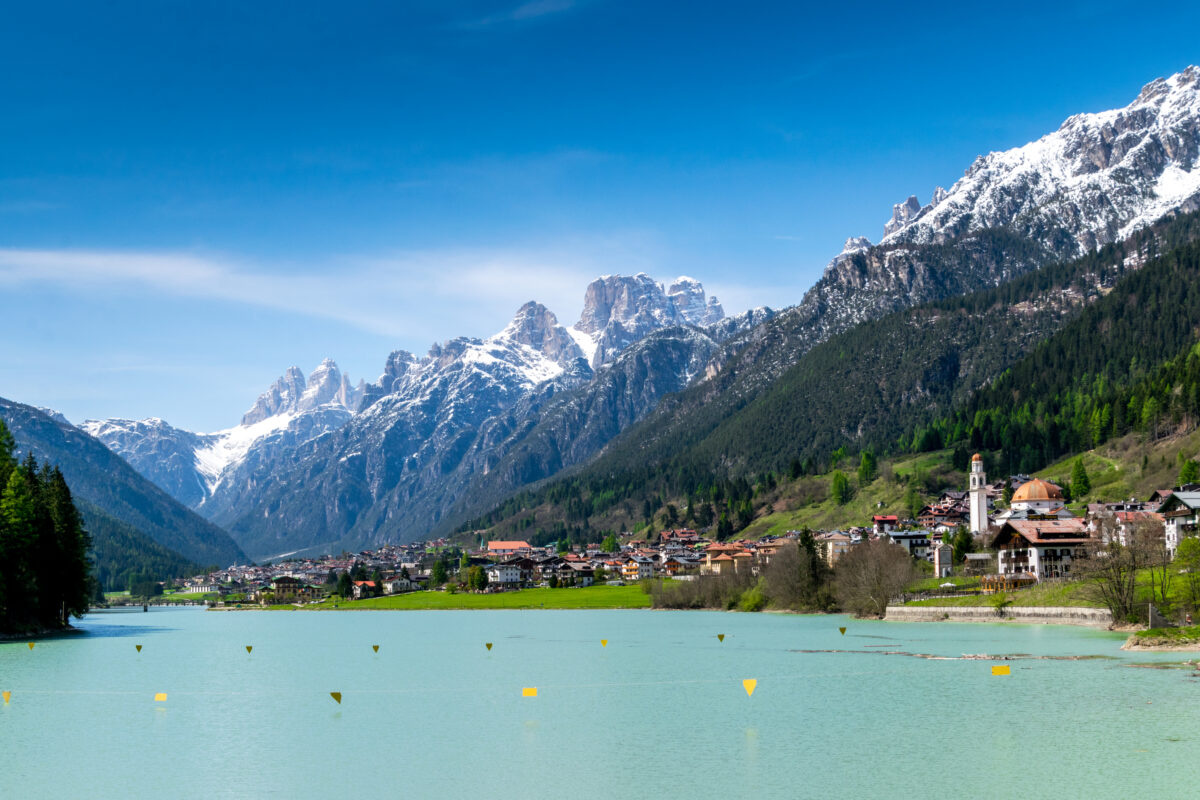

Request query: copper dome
[{"left": 1011, "top": 478, "right": 1064, "bottom": 503}]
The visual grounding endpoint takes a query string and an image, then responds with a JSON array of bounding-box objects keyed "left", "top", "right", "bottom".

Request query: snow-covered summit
[
  {"left": 571, "top": 273, "right": 725, "bottom": 368},
  {"left": 878, "top": 65, "right": 1200, "bottom": 252},
  {"left": 84, "top": 359, "right": 361, "bottom": 506},
  {"left": 243, "top": 359, "right": 362, "bottom": 425}
]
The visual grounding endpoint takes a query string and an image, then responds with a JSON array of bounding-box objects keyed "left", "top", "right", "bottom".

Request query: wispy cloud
[
  {"left": 0, "top": 243, "right": 638, "bottom": 345},
  {"left": 456, "top": 0, "right": 577, "bottom": 29}
]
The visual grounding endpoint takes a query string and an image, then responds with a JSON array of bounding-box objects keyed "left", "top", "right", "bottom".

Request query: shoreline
[
  {"left": 884, "top": 605, "right": 1115, "bottom": 629},
  {"left": 1121, "top": 640, "right": 1200, "bottom": 651},
  {"left": 1, "top": 624, "right": 85, "bottom": 642}
]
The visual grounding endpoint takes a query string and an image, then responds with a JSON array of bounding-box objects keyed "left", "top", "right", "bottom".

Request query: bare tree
[
  {"left": 1075, "top": 518, "right": 1142, "bottom": 622},
  {"left": 833, "top": 539, "right": 916, "bottom": 618},
  {"left": 763, "top": 540, "right": 828, "bottom": 610},
  {"left": 1130, "top": 517, "right": 1171, "bottom": 609}
]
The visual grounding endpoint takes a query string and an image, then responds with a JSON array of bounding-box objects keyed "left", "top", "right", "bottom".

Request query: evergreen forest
[
  {"left": 0, "top": 419, "right": 94, "bottom": 633},
  {"left": 458, "top": 210, "right": 1200, "bottom": 543}
]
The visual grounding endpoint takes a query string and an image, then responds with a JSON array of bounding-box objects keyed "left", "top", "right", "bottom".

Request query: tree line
[
  {"left": 0, "top": 420, "right": 94, "bottom": 633},
  {"left": 456, "top": 210, "right": 1200, "bottom": 542},
  {"left": 646, "top": 534, "right": 915, "bottom": 617},
  {"left": 914, "top": 236, "right": 1200, "bottom": 476}
]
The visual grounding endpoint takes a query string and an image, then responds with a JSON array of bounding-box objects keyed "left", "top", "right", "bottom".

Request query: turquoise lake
[{"left": 2, "top": 607, "right": 1199, "bottom": 798}]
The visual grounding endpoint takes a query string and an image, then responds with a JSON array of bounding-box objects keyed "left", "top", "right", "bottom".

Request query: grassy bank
[
  {"left": 905, "top": 580, "right": 1102, "bottom": 608},
  {"left": 295, "top": 585, "right": 652, "bottom": 610},
  {"left": 1127, "top": 624, "right": 1200, "bottom": 647}
]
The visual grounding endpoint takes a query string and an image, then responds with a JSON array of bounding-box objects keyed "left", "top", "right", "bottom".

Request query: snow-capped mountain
[
  {"left": 869, "top": 66, "right": 1200, "bottom": 253},
  {"left": 82, "top": 360, "right": 362, "bottom": 509},
  {"left": 756, "top": 66, "right": 1200, "bottom": 397},
  {"left": 572, "top": 274, "right": 724, "bottom": 367},
  {"left": 206, "top": 275, "right": 730, "bottom": 558},
  {"left": 83, "top": 273, "right": 728, "bottom": 558}
]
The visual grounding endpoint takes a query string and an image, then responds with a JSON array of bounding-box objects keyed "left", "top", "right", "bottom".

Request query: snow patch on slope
[
  {"left": 567, "top": 326, "right": 599, "bottom": 363},
  {"left": 193, "top": 412, "right": 297, "bottom": 492}
]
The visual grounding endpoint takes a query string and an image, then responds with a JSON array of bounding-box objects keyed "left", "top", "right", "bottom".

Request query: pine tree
[
  {"left": 857, "top": 450, "right": 878, "bottom": 485},
  {"left": 1180, "top": 459, "right": 1200, "bottom": 486},
  {"left": 2, "top": 465, "right": 39, "bottom": 627},
  {"left": 1070, "top": 457, "right": 1091, "bottom": 497},
  {"left": 830, "top": 470, "right": 851, "bottom": 505}
]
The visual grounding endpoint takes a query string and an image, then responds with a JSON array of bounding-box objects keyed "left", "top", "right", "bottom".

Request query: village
[{"left": 176, "top": 453, "right": 1200, "bottom": 608}]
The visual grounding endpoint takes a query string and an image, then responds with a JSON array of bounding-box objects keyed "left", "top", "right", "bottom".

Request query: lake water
[{"left": 2, "top": 607, "right": 1199, "bottom": 798}]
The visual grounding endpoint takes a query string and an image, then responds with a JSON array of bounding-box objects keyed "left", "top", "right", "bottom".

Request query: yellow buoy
[
  {"left": 601, "top": 639, "right": 608, "bottom": 647},
  {"left": 372, "top": 645, "right": 379, "bottom": 653},
  {"left": 245, "top": 646, "right": 253, "bottom": 654},
  {"left": 2, "top": 691, "right": 10, "bottom": 704},
  {"left": 135, "top": 644, "right": 142, "bottom": 652},
  {"left": 743, "top": 679, "right": 757, "bottom": 698},
  {"left": 485, "top": 642, "right": 493, "bottom": 651},
  {"left": 330, "top": 692, "right": 342, "bottom": 704},
  {"left": 522, "top": 687, "right": 538, "bottom": 697},
  {"left": 27, "top": 642, "right": 34, "bottom": 650},
  {"left": 154, "top": 693, "right": 167, "bottom": 702},
  {"left": 839, "top": 627, "right": 846, "bottom": 635},
  {"left": 992, "top": 665, "right": 1011, "bottom": 676},
  {"left": 717, "top": 634, "right": 725, "bottom": 642}
]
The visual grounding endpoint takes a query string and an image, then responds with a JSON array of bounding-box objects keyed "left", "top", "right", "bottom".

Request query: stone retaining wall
[{"left": 884, "top": 605, "right": 1113, "bottom": 627}]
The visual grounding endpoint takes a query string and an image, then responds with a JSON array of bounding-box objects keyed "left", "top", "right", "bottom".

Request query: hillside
[
  {"left": 460, "top": 210, "right": 1200, "bottom": 544},
  {"left": 80, "top": 502, "right": 202, "bottom": 591},
  {"left": 1, "top": 397, "right": 246, "bottom": 567}
]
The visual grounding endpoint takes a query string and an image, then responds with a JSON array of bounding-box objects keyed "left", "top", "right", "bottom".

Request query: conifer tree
[
  {"left": 1071, "top": 457, "right": 1091, "bottom": 497},
  {"left": 0, "top": 434, "right": 94, "bottom": 632}
]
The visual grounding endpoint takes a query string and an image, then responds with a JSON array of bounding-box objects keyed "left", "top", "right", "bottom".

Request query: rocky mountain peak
[
  {"left": 574, "top": 273, "right": 725, "bottom": 368},
  {"left": 702, "top": 295, "right": 725, "bottom": 325},
  {"left": 242, "top": 360, "right": 358, "bottom": 425},
  {"left": 877, "top": 66, "right": 1200, "bottom": 253},
  {"left": 883, "top": 195, "right": 923, "bottom": 237},
  {"left": 494, "top": 301, "right": 584, "bottom": 365},
  {"left": 575, "top": 273, "right": 664, "bottom": 335}
]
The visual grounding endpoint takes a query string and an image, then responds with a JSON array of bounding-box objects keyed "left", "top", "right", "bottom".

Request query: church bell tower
[{"left": 969, "top": 453, "right": 988, "bottom": 534}]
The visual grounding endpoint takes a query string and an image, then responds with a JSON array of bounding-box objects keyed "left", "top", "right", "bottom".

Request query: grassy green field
[
  {"left": 904, "top": 580, "right": 1103, "bottom": 608},
  {"left": 1128, "top": 625, "right": 1200, "bottom": 646},
  {"left": 102, "top": 590, "right": 213, "bottom": 603},
  {"left": 742, "top": 450, "right": 957, "bottom": 538},
  {"left": 906, "top": 575, "right": 980, "bottom": 593},
  {"left": 1035, "top": 428, "right": 1200, "bottom": 508},
  {"left": 297, "top": 584, "right": 652, "bottom": 610}
]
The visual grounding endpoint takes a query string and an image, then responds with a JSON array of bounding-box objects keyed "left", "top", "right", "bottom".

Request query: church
[{"left": 968, "top": 455, "right": 1090, "bottom": 584}]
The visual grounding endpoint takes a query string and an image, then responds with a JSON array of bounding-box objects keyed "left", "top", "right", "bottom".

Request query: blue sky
[{"left": 1, "top": 0, "right": 1198, "bottom": 430}]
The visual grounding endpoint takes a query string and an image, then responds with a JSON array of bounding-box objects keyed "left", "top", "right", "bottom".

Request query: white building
[
  {"left": 969, "top": 454, "right": 989, "bottom": 534},
  {"left": 486, "top": 563, "right": 524, "bottom": 587},
  {"left": 1157, "top": 491, "right": 1200, "bottom": 556},
  {"left": 993, "top": 518, "right": 1089, "bottom": 581}
]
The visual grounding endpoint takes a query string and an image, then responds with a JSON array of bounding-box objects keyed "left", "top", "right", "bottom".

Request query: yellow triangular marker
[
  {"left": 330, "top": 692, "right": 342, "bottom": 704},
  {"left": 717, "top": 634, "right": 725, "bottom": 642},
  {"left": 136, "top": 644, "right": 142, "bottom": 652},
  {"left": 2, "top": 691, "right": 10, "bottom": 704},
  {"left": 485, "top": 642, "right": 493, "bottom": 651},
  {"left": 992, "top": 665, "right": 1010, "bottom": 676},
  {"left": 839, "top": 627, "right": 846, "bottom": 635},
  {"left": 743, "top": 679, "right": 757, "bottom": 697},
  {"left": 27, "top": 642, "right": 34, "bottom": 650},
  {"left": 522, "top": 687, "right": 538, "bottom": 697},
  {"left": 154, "top": 693, "right": 167, "bottom": 702},
  {"left": 601, "top": 639, "right": 608, "bottom": 647},
  {"left": 245, "top": 646, "right": 253, "bottom": 654},
  {"left": 372, "top": 645, "right": 379, "bottom": 653}
]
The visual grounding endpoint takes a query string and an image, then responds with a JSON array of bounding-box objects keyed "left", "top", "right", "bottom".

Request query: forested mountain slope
[
  {"left": 1, "top": 398, "right": 246, "bottom": 567},
  {"left": 461, "top": 210, "right": 1200, "bottom": 543}
]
